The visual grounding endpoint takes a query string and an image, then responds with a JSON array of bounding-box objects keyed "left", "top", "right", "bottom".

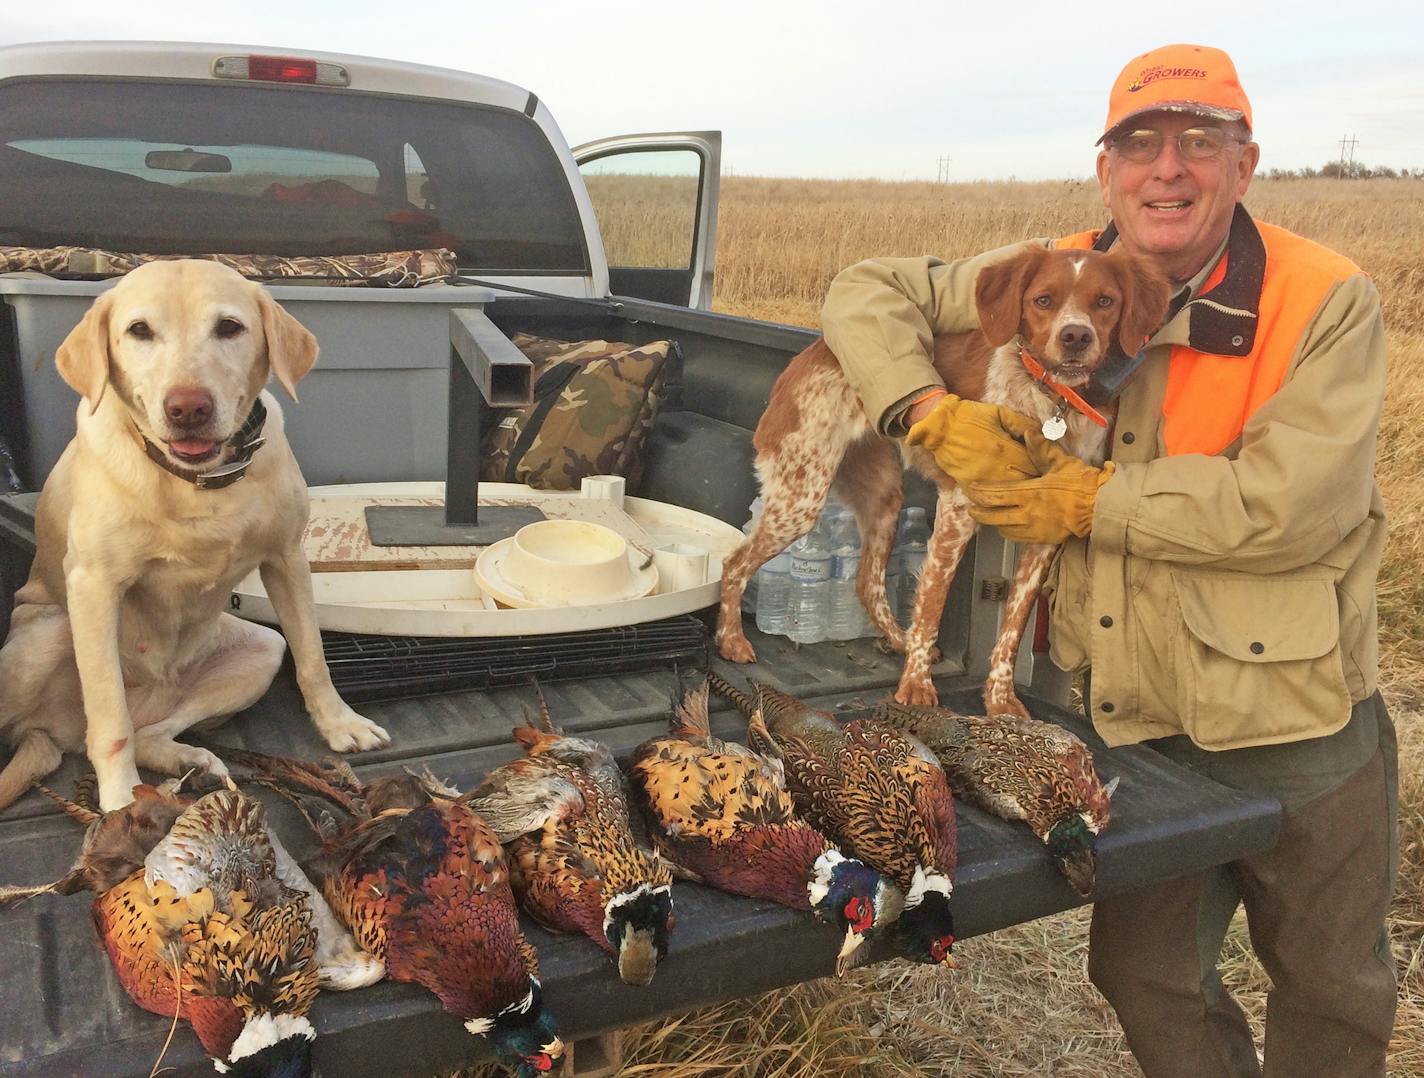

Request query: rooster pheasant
[
  {"left": 465, "top": 691, "right": 674, "bottom": 986},
  {"left": 229, "top": 753, "right": 566, "bottom": 1078},
  {"left": 2, "top": 783, "right": 329, "bottom": 1075},
  {"left": 709, "top": 674, "right": 959, "bottom": 969},
  {"left": 628, "top": 679, "right": 901, "bottom": 976},
  {"left": 872, "top": 700, "right": 1117, "bottom": 895}
]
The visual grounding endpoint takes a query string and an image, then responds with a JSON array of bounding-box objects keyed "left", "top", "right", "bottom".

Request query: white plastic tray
[{"left": 229, "top": 481, "right": 742, "bottom": 636}]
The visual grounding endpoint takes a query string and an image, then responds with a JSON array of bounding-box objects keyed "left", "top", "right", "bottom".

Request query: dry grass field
[{"left": 466, "top": 175, "right": 1424, "bottom": 1077}]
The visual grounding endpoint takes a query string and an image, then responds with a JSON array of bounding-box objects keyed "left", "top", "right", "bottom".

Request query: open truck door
[{"left": 574, "top": 132, "right": 720, "bottom": 309}]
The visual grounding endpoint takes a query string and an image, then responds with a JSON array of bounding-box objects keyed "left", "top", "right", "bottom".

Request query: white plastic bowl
[{"left": 502, "top": 519, "right": 636, "bottom": 604}]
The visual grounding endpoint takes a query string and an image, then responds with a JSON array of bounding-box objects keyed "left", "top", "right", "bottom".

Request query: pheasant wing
[
  {"left": 834, "top": 722, "right": 941, "bottom": 888},
  {"left": 465, "top": 758, "right": 586, "bottom": 843}
]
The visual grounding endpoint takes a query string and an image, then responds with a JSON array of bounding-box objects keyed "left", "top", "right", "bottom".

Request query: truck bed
[{"left": 0, "top": 583, "right": 1279, "bottom": 1073}]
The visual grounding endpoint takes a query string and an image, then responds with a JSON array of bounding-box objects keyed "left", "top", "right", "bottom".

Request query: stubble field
[{"left": 468, "top": 175, "right": 1424, "bottom": 1076}]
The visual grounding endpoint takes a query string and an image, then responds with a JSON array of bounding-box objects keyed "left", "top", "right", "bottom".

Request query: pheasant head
[
  {"left": 602, "top": 883, "right": 674, "bottom": 987},
  {"left": 887, "top": 867, "right": 957, "bottom": 968},
  {"left": 808, "top": 849, "right": 904, "bottom": 975},
  {"left": 471, "top": 977, "right": 566, "bottom": 1076},
  {"left": 208, "top": 1013, "right": 315, "bottom": 1076},
  {"left": 1045, "top": 813, "right": 1098, "bottom": 896}
]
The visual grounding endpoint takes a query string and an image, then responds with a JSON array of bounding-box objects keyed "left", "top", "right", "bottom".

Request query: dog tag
[{"left": 1041, "top": 413, "right": 1068, "bottom": 441}]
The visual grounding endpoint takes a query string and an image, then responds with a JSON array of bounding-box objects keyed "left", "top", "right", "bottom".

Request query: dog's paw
[
  {"left": 983, "top": 681, "right": 1031, "bottom": 720},
  {"left": 183, "top": 746, "right": 231, "bottom": 780},
  {"left": 716, "top": 631, "right": 758, "bottom": 664},
  {"left": 134, "top": 740, "right": 230, "bottom": 785},
  {"left": 874, "top": 626, "right": 918, "bottom": 656},
  {"left": 316, "top": 708, "right": 391, "bottom": 753},
  {"left": 894, "top": 676, "right": 939, "bottom": 707}
]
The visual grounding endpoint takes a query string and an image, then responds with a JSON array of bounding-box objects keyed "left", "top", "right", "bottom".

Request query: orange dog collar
[{"left": 1019, "top": 349, "right": 1110, "bottom": 430}]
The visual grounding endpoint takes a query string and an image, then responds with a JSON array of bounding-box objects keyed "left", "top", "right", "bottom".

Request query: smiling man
[{"left": 820, "top": 44, "right": 1396, "bottom": 1078}]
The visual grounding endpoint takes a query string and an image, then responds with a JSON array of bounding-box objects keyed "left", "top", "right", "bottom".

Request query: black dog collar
[{"left": 138, "top": 398, "right": 268, "bottom": 491}]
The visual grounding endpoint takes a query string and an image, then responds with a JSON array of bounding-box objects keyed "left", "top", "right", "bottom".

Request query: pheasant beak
[
  {"left": 939, "top": 952, "right": 960, "bottom": 970},
  {"left": 1059, "top": 850, "right": 1097, "bottom": 897},
  {"left": 617, "top": 927, "right": 660, "bottom": 987},
  {"left": 834, "top": 925, "right": 867, "bottom": 977}
]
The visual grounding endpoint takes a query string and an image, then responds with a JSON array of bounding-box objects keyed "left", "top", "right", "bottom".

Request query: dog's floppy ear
[
  {"left": 256, "top": 287, "right": 318, "bottom": 402},
  {"left": 974, "top": 244, "right": 1047, "bottom": 348},
  {"left": 55, "top": 291, "right": 115, "bottom": 414},
  {"left": 1114, "top": 252, "right": 1171, "bottom": 354}
]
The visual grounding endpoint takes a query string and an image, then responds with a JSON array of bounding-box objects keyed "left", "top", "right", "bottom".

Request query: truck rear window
[{"left": 0, "top": 78, "right": 589, "bottom": 274}]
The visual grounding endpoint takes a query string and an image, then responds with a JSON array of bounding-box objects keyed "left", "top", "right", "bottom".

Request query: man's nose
[
  {"left": 164, "top": 386, "right": 214, "bottom": 429},
  {"left": 1152, "top": 138, "right": 1187, "bottom": 180},
  {"left": 1059, "top": 323, "right": 1094, "bottom": 354}
]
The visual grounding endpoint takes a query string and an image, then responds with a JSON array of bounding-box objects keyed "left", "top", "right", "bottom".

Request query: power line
[
  {"left": 1337, "top": 134, "right": 1359, "bottom": 178},
  {"left": 936, "top": 154, "right": 951, "bottom": 184}
]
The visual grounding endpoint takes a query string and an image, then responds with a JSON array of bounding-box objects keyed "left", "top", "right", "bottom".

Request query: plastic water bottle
[
  {"left": 895, "top": 506, "right": 931, "bottom": 628},
  {"left": 741, "top": 498, "right": 763, "bottom": 615},
  {"left": 755, "top": 549, "right": 791, "bottom": 635},
  {"left": 827, "top": 506, "right": 867, "bottom": 640},
  {"left": 787, "top": 518, "right": 832, "bottom": 644}
]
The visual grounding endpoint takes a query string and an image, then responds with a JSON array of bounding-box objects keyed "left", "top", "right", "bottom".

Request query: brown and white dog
[
  {"left": 0, "top": 260, "right": 391, "bottom": 813},
  {"left": 716, "top": 244, "right": 1168, "bottom": 713}
]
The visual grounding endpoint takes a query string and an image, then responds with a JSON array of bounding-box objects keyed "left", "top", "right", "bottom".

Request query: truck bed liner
[{"left": 0, "top": 626, "right": 1279, "bottom": 1076}]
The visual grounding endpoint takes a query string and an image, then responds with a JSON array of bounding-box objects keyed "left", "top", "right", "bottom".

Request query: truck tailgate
[{"left": 0, "top": 622, "right": 1279, "bottom": 1077}]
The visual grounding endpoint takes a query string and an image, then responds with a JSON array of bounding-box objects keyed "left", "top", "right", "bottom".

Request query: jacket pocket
[{"left": 1170, "top": 569, "right": 1352, "bottom": 749}]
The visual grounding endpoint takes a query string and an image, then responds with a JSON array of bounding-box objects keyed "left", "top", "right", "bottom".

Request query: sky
[{"left": 2, "top": 0, "right": 1421, "bottom": 182}]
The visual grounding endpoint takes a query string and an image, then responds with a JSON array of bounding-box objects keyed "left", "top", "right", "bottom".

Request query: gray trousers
[{"left": 1088, "top": 693, "right": 1399, "bottom": 1078}]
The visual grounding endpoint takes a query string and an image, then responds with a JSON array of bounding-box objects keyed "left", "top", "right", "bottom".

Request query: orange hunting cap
[{"left": 1098, "top": 44, "right": 1252, "bottom": 144}]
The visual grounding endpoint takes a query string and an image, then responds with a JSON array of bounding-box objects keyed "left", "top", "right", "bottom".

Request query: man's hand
[
  {"left": 906, "top": 394, "right": 1048, "bottom": 489},
  {"left": 967, "top": 455, "right": 1116, "bottom": 545}
]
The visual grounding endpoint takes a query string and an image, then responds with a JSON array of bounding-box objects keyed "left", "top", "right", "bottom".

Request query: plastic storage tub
[{"left": 0, "top": 276, "right": 495, "bottom": 488}]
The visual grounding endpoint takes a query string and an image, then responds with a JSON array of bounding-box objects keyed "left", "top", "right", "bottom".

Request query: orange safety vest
[{"left": 1054, "top": 211, "right": 1361, "bottom": 456}]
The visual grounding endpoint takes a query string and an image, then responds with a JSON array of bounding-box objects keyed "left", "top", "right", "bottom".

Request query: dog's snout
[
  {"left": 1059, "top": 324, "right": 1094, "bottom": 353},
  {"left": 164, "top": 387, "right": 214, "bottom": 430}
]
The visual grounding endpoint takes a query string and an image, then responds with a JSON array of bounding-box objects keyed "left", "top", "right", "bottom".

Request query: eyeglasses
[{"left": 1107, "top": 127, "right": 1245, "bottom": 164}]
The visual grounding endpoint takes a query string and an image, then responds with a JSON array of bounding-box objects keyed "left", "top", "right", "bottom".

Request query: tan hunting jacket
[{"left": 821, "top": 207, "right": 1387, "bottom": 751}]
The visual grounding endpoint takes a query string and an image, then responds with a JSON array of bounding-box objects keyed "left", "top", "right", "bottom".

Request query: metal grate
[{"left": 320, "top": 615, "right": 709, "bottom": 703}]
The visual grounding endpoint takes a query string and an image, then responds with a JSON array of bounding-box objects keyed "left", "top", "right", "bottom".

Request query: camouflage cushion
[
  {"left": 0, "top": 245, "right": 456, "bottom": 286},
  {"left": 480, "top": 333, "right": 674, "bottom": 493}
]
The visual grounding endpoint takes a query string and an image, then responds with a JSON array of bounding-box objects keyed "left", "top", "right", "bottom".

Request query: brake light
[
  {"left": 250, "top": 56, "right": 317, "bottom": 83},
  {"left": 212, "top": 55, "right": 350, "bottom": 87}
]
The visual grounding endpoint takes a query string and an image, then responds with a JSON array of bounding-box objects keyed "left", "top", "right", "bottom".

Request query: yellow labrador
[{"left": 0, "top": 260, "right": 390, "bottom": 812}]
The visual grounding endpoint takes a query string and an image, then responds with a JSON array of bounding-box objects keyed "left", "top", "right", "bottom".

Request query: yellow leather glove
[
  {"left": 968, "top": 458, "right": 1116, "bottom": 545},
  {"left": 905, "top": 394, "right": 1045, "bottom": 489}
]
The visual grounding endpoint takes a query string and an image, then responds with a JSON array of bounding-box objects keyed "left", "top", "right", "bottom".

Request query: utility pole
[
  {"left": 936, "top": 155, "right": 951, "bottom": 184},
  {"left": 1337, "top": 134, "right": 1359, "bottom": 178}
]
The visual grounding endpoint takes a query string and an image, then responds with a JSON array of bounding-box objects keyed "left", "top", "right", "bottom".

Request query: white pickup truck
[{"left": 0, "top": 41, "right": 1279, "bottom": 1078}]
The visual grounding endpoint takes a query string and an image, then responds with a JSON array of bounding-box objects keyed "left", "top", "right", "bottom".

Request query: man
[{"left": 820, "top": 44, "right": 1396, "bottom": 1078}]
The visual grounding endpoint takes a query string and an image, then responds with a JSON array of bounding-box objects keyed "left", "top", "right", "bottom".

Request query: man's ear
[
  {"left": 974, "top": 245, "right": 1046, "bottom": 347},
  {"left": 1115, "top": 252, "right": 1171, "bottom": 352},
  {"left": 55, "top": 291, "right": 114, "bottom": 414},
  {"left": 256, "top": 287, "right": 318, "bottom": 401}
]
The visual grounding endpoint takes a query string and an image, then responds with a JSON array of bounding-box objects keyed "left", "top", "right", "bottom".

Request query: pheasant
[
  {"left": 3, "top": 783, "right": 327, "bottom": 1075},
  {"left": 628, "top": 679, "right": 902, "bottom": 976},
  {"left": 464, "top": 690, "right": 675, "bottom": 986},
  {"left": 709, "top": 674, "right": 959, "bottom": 969},
  {"left": 872, "top": 700, "right": 1117, "bottom": 895},
  {"left": 229, "top": 752, "right": 566, "bottom": 1078}
]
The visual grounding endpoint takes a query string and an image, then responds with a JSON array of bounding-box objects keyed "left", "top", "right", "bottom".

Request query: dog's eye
[
  {"left": 1096, "top": 295, "right": 1115, "bottom": 308},
  {"left": 1034, "top": 295, "right": 1053, "bottom": 309},
  {"left": 215, "top": 318, "right": 245, "bottom": 339},
  {"left": 127, "top": 320, "right": 153, "bottom": 341}
]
